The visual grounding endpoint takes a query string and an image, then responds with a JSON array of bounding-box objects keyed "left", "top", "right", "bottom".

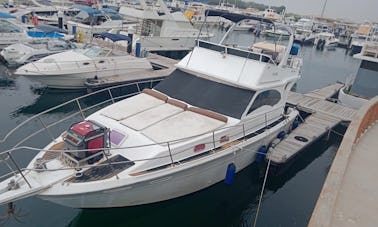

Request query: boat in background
[
  {"left": 338, "top": 43, "right": 378, "bottom": 109},
  {"left": 66, "top": 5, "right": 137, "bottom": 38},
  {"left": 0, "top": 10, "right": 301, "bottom": 208},
  {"left": 349, "top": 24, "right": 378, "bottom": 56},
  {"left": 0, "top": 11, "right": 31, "bottom": 49},
  {"left": 1, "top": 39, "right": 81, "bottom": 67},
  {"left": 314, "top": 32, "right": 339, "bottom": 50},
  {"left": 119, "top": 0, "right": 213, "bottom": 53},
  {"left": 14, "top": 32, "right": 152, "bottom": 89}
]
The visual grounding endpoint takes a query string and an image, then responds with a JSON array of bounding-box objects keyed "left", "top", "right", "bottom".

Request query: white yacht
[
  {"left": 14, "top": 33, "right": 152, "bottom": 89},
  {"left": 0, "top": 10, "right": 301, "bottom": 208},
  {"left": 338, "top": 43, "right": 378, "bottom": 109},
  {"left": 119, "top": 0, "right": 213, "bottom": 52},
  {"left": 1, "top": 39, "right": 80, "bottom": 67}
]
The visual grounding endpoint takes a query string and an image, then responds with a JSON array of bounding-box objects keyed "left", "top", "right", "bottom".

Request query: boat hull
[
  {"left": 37, "top": 112, "right": 296, "bottom": 208},
  {"left": 338, "top": 87, "right": 369, "bottom": 109}
]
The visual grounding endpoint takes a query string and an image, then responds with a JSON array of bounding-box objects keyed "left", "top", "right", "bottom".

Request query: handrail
[
  {"left": 0, "top": 109, "right": 283, "bottom": 182},
  {"left": 197, "top": 40, "right": 276, "bottom": 64},
  {"left": 0, "top": 79, "right": 287, "bottom": 184}
]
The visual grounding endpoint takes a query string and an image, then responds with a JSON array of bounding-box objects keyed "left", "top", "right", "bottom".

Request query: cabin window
[
  {"left": 247, "top": 90, "right": 281, "bottom": 114},
  {"left": 349, "top": 60, "right": 378, "bottom": 98},
  {"left": 154, "top": 69, "right": 255, "bottom": 119}
]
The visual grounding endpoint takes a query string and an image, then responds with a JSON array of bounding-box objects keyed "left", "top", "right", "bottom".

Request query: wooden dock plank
[{"left": 270, "top": 83, "right": 354, "bottom": 165}]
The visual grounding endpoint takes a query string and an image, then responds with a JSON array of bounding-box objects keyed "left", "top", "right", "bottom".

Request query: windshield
[
  {"left": 154, "top": 70, "right": 255, "bottom": 119},
  {"left": 0, "top": 20, "right": 22, "bottom": 33}
]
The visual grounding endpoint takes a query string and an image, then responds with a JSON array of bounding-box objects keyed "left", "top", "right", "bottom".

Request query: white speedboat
[
  {"left": 1, "top": 39, "right": 80, "bottom": 67},
  {"left": 0, "top": 10, "right": 301, "bottom": 208},
  {"left": 14, "top": 32, "right": 152, "bottom": 89},
  {"left": 264, "top": 27, "right": 290, "bottom": 40},
  {"left": 338, "top": 43, "right": 378, "bottom": 109},
  {"left": 314, "top": 32, "right": 339, "bottom": 50}
]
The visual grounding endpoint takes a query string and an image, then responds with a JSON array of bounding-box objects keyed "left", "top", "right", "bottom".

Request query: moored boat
[
  {"left": 0, "top": 10, "right": 302, "bottom": 208},
  {"left": 14, "top": 32, "right": 153, "bottom": 89},
  {"left": 338, "top": 43, "right": 378, "bottom": 109}
]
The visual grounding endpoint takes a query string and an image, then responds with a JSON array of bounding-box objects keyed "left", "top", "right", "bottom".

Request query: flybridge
[{"left": 196, "top": 40, "right": 273, "bottom": 63}]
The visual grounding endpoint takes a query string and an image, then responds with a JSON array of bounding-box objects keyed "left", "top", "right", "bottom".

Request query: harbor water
[{"left": 0, "top": 30, "right": 360, "bottom": 226}]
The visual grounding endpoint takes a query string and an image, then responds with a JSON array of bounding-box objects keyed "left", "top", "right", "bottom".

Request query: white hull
[
  {"left": 22, "top": 67, "right": 151, "bottom": 89},
  {"left": 338, "top": 87, "right": 369, "bottom": 109},
  {"left": 38, "top": 114, "right": 294, "bottom": 208},
  {"left": 139, "top": 36, "right": 198, "bottom": 51}
]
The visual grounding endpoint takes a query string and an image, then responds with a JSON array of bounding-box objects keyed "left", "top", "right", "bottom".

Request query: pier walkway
[
  {"left": 267, "top": 83, "right": 356, "bottom": 165},
  {"left": 309, "top": 96, "right": 378, "bottom": 227}
]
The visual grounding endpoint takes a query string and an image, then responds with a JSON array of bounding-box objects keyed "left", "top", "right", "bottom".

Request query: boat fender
[
  {"left": 224, "top": 163, "right": 236, "bottom": 185},
  {"left": 292, "top": 119, "right": 300, "bottom": 130},
  {"left": 256, "top": 146, "right": 268, "bottom": 163},
  {"left": 277, "top": 131, "right": 286, "bottom": 140},
  {"left": 136, "top": 42, "right": 141, "bottom": 57},
  {"left": 290, "top": 45, "right": 299, "bottom": 55}
]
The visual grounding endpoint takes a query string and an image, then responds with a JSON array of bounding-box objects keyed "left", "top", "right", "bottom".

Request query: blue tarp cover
[
  {"left": 205, "top": 10, "right": 273, "bottom": 24},
  {"left": 0, "top": 11, "right": 16, "bottom": 18},
  {"left": 93, "top": 32, "right": 131, "bottom": 42}
]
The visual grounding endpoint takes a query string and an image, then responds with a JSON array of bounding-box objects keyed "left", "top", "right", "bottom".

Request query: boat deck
[{"left": 268, "top": 83, "right": 356, "bottom": 166}]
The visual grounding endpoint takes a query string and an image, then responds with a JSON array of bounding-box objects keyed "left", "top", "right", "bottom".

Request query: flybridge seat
[
  {"left": 101, "top": 90, "right": 167, "bottom": 121},
  {"left": 141, "top": 107, "right": 227, "bottom": 144},
  {"left": 121, "top": 103, "right": 184, "bottom": 131},
  {"left": 249, "top": 41, "right": 286, "bottom": 62}
]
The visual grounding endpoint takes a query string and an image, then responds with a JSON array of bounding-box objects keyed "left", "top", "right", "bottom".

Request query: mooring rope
[{"left": 253, "top": 156, "right": 272, "bottom": 227}]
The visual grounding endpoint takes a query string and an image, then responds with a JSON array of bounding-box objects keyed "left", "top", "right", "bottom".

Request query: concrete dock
[{"left": 309, "top": 96, "right": 378, "bottom": 227}]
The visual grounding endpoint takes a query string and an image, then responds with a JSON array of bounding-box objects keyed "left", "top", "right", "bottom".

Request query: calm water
[{"left": 0, "top": 31, "right": 360, "bottom": 227}]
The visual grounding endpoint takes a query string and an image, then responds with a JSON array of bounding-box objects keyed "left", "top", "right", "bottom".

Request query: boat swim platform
[
  {"left": 85, "top": 53, "right": 178, "bottom": 92},
  {"left": 309, "top": 96, "right": 378, "bottom": 227},
  {"left": 267, "top": 83, "right": 357, "bottom": 168}
]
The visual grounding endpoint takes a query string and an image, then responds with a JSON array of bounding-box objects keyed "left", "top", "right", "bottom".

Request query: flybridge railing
[
  {"left": 196, "top": 40, "right": 275, "bottom": 64},
  {"left": 0, "top": 79, "right": 290, "bottom": 187}
]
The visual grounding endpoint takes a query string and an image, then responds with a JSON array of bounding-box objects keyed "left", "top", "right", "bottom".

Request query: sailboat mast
[{"left": 320, "top": 0, "right": 328, "bottom": 17}]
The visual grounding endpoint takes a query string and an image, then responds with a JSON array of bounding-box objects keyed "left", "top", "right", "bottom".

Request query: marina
[{"left": 0, "top": 0, "right": 377, "bottom": 226}]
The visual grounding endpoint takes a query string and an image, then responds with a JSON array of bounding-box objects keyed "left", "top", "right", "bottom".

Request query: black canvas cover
[
  {"left": 154, "top": 70, "right": 255, "bottom": 119},
  {"left": 205, "top": 9, "right": 274, "bottom": 24}
]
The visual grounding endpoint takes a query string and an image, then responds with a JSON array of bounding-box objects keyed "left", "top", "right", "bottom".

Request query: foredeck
[{"left": 309, "top": 96, "right": 378, "bottom": 227}]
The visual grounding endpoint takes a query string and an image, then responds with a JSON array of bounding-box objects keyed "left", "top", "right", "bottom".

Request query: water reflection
[{"left": 12, "top": 87, "right": 86, "bottom": 117}]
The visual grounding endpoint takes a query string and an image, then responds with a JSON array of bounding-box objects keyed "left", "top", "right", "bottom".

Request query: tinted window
[
  {"left": 155, "top": 70, "right": 255, "bottom": 119},
  {"left": 247, "top": 90, "right": 281, "bottom": 114},
  {"left": 349, "top": 60, "right": 378, "bottom": 98}
]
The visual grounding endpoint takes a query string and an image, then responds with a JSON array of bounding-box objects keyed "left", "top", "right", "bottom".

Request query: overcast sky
[{"left": 248, "top": 0, "right": 377, "bottom": 22}]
